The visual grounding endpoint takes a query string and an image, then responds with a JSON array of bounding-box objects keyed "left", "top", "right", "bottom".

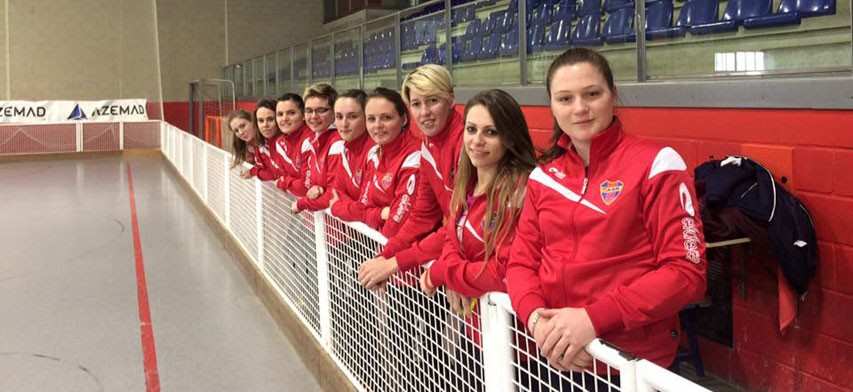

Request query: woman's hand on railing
[
  {"left": 328, "top": 189, "right": 340, "bottom": 209},
  {"left": 357, "top": 256, "right": 398, "bottom": 291},
  {"left": 446, "top": 289, "right": 476, "bottom": 317},
  {"left": 536, "top": 307, "right": 597, "bottom": 372},
  {"left": 290, "top": 200, "right": 302, "bottom": 214},
  {"left": 306, "top": 185, "right": 324, "bottom": 200},
  {"left": 419, "top": 269, "right": 436, "bottom": 296}
]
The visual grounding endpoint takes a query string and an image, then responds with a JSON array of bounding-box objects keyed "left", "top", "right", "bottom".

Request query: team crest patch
[
  {"left": 381, "top": 173, "right": 394, "bottom": 190},
  {"left": 599, "top": 180, "right": 624, "bottom": 206}
]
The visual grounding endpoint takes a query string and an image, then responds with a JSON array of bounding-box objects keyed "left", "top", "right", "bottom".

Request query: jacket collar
[
  {"left": 309, "top": 125, "right": 339, "bottom": 152},
  {"left": 557, "top": 117, "right": 623, "bottom": 168},
  {"left": 425, "top": 109, "right": 463, "bottom": 146},
  {"left": 346, "top": 130, "right": 371, "bottom": 154},
  {"left": 379, "top": 127, "right": 412, "bottom": 158},
  {"left": 284, "top": 123, "right": 310, "bottom": 143}
]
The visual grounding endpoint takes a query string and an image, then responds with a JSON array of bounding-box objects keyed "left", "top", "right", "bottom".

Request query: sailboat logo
[{"left": 67, "top": 104, "right": 87, "bottom": 120}]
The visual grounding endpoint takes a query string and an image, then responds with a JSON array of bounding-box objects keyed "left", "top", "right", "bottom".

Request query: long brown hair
[
  {"left": 540, "top": 48, "right": 616, "bottom": 163},
  {"left": 228, "top": 109, "right": 255, "bottom": 168},
  {"left": 450, "top": 89, "right": 536, "bottom": 267}
]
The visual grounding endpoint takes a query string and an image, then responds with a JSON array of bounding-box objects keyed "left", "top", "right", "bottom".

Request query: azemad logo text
[
  {"left": 0, "top": 105, "right": 47, "bottom": 118},
  {"left": 91, "top": 104, "right": 146, "bottom": 117}
]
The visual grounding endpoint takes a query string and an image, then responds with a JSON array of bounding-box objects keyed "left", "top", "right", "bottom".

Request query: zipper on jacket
[{"left": 562, "top": 167, "right": 590, "bottom": 306}]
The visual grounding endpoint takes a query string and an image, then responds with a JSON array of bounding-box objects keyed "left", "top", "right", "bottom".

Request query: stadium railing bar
[{"left": 0, "top": 120, "right": 710, "bottom": 392}]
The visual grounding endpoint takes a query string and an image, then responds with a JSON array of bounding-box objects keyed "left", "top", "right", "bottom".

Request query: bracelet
[{"left": 530, "top": 311, "right": 541, "bottom": 331}]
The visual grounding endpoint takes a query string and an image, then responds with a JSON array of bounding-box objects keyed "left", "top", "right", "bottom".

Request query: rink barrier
[
  {"left": 159, "top": 123, "right": 712, "bottom": 392},
  {"left": 0, "top": 121, "right": 710, "bottom": 392}
]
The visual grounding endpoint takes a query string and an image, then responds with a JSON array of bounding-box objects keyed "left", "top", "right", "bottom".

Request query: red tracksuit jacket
[
  {"left": 289, "top": 128, "right": 340, "bottom": 198},
  {"left": 274, "top": 124, "right": 312, "bottom": 192},
  {"left": 297, "top": 132, "right": 374, "bottom": 211},
  {"left": 331, "top": 130, "right": 421, "bottom": 238},
  {"left": 507, "top": 119, "right": 707, "bottom": 367},
  {"left": 429, "top": 184, "right": 520, "bottom": 299},
  {"left": 249, "top": 134, "right": 282, "bottom": 181},
  {"left": 379, "top": 110, "right": 464, "bottom": 271}
]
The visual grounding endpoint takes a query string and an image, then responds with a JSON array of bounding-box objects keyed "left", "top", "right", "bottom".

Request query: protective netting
[
  {"left": 260, "top": 184, "right": 322, "bottom": 336},
  {"left": 206, "top": 148, "right": 227, "bottom": 222},
  {"left": 124, "top": 121, "right": 160, "bottom": 149},
  {"left": 0, "top": 123, "right": 76, "bottom": 154},
  {"left": 82, "top": 122, "right": 120, "bottom": 151},
  {"left": 155, "top": 124, "right": 709, "bottom": 392}
]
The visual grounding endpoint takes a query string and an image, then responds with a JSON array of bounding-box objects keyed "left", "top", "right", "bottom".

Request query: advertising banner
[{"left": 0, "top": 99, "right": 149, "bottom": 122}]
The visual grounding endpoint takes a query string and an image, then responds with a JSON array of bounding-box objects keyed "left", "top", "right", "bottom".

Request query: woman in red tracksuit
[
  {"left": 295, "top": 89, "right": 373, "bottom": 212},
  {"left": 288, "top": 83, "right": 340, "bottom": 211},
  {"left": 358, "top": 64, "right": 465, "bottom": 293},
  {"left": 506, "top": 48, "right": 707, "bottom": 377},
  {"left": 331, "top": 87, "right": 420, "bottom": 239},
  {"left": 249, "top": 98, "right": 284, "bottom": 181},
  {"left": 227, "top": 109, "right": 262, "bottom": 177},
  {"left": 419, "top": 89, "right": 535, "bottom": 302},
  {"left": 418, "top": 90, "right": 537, "bottom": 392},
  {"left": 273, "top": 93, "right": 312, "bottom": 193}
]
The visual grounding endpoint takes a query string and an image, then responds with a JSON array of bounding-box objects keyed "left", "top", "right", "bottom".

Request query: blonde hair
[{"left": 401, "top": 64, "right": 454, "bottom": 105}]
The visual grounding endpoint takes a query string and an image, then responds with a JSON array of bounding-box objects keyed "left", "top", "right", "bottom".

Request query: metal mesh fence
[
  {"left": 124, "top": 121, "right": 160, "bottom": 149},
  {"left": 0, "top": 123, "right": 76, "bottom": 154},
  {"left": 206, "top": 147, "right": 227, "bottom": 223},
  {"left": 0, "top": 120, "right": 713, "bottom": 392},
  {"left": 192, "top": 140, "right": 206, "bottom": 200},
  {"left": 227, "top": 165, "right": 259, "bottom": 266},
  {"left": 82, "top": 122, "right": 120, "bottom": 151},
  {"left": 261, "top": 185, "right": 322, "bottom": 337}
]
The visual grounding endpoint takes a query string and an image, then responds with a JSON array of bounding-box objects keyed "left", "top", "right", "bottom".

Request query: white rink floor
[{"left": 0, "top": 154, "right": 320, "bottom": 392}]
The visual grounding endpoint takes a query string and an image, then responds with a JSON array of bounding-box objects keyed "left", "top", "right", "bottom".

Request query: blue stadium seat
[
  {"left": 647, "top": 0, "right": 719, "bottom": 38},
  {"left": 572, "top": 0, "right": 603, "bottom": 46},
  {"left": 604, "top": 4, "right": 636, "bottom": 43},
  {"left": 460, "top": 19, "right": 483, "bottom": 61},
  {"left": 421, "top": 45, "right": 438, "bottom": 65},
  {"left": 685, "top": 0, "right": 727, "bottom": 35},
  {"left": 644, "top": 0, "right": 674, "bottom": 39},
  {"left": 543, "top": 2, "right": 574, "bottom": 51},
  {"left": 527, "top": 18, "right": 547, "bottom": 52},
  {"left": 577, "top": 0, "right": 603, "bottom": 15},
  {"left": 572, "top": 14, "right": 603, "bottom": 45},
  {"left": 743, "top": 0, "right": 833, "bottom": 28},
  {"left": 500, "top": 21, "right": 519, "bottom": 56},
  {"left": 690, "top": 0, "right": 765, "bottom": 34},
  {"left": 604, "top": 0, "right": 633, "bottom": 11}
]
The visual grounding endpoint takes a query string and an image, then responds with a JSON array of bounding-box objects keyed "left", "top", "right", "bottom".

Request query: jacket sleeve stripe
[
  {"left": 648, "top": 147, "right": 687, "bottom": 180},
  {"left": 529, "top": 167, "right": 606, "bottom": 215}
]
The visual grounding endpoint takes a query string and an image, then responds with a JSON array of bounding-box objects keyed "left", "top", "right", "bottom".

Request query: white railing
[
  {"left": 158, "top": 123, "right": 711, "bottom": 392},
  {"left": 1, "top": 121, "right": 709, "bottom": 392}
]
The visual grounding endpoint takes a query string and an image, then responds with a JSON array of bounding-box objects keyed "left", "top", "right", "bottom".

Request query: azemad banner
[{"left": 0, "top": 99, "right": 148, "bottom": 123}]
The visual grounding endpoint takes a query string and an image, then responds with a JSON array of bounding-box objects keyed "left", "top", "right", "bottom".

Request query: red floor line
[{"left": 126, "top": 163, "right": 161, "bottom": 392}]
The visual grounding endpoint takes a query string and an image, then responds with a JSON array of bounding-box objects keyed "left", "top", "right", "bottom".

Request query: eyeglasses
[{"left": 305, "top": 107, "right": 331, "bottom": 115}]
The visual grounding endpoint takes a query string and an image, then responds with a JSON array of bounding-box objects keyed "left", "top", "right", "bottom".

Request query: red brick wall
[{"left": 522, "top": 105, "right": 853, "bottom": 392}]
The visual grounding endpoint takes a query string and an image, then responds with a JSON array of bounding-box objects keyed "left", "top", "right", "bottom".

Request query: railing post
[
  {"left": 481, "top": 293, "right": 515, "bottom": 392},
  {"left": 224, "top": 153, "right": 231, "bottom": 227},
  {"left": 119, "top": 121, "right": 125, "bottom": 150},
  {"left": 314, "top": 211, "right": 332, "bottom": 348},
  {"left": 202, "top": 144, "right": 209, "bottom": 202},
  {"left": 186, "top": 135, "right": 194, "bottom": 190},
  {"left": 255, "top": 179, "right": 265, "bottom": 268},
  {"left": 75, "top": 122, "right": 83, "bottom": 152}
]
